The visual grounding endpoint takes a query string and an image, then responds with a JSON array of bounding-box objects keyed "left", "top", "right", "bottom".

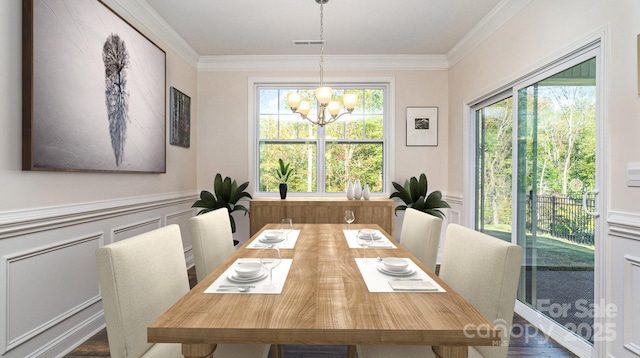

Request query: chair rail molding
[
  {"left": 0, "top": 191, "right": 197, "bottom": 239},
  {"left": 608, "top": 211, "right": 640, "bottom": 241}
]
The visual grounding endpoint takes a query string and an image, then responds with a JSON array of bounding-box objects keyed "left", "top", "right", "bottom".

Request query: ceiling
[{"left": 143, "top": 0, "right": 506, "bottom": 57}]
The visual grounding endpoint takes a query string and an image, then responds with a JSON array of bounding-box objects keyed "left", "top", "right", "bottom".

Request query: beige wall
[
  {"left": 447, "top": 0, "right": 640, "bottom": 214},
  {"left": 196, "top": 69, "right": 449, "bottom": 193},
  {"left": 447, "top": 1, "right": 640, "bottom": 356},
  {"left": 197, "top": 69, "right": 448, "bottom": 241},
  {"left": 0, "top": 0, "right": 198, "bottom": 212}
]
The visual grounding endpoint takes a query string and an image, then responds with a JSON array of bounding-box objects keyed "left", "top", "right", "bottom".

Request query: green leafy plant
[
  {"left": 192, "top": 173, "right": 252, "bottom": 245},
  {"left": 274, "top": 158, "right": 294, "bottom": 184},
  {"left": 389, "top": 173, "right": 450, "bottom": 219}
]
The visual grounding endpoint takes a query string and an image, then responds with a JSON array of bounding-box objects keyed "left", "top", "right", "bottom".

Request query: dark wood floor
[{"left": 65, "top": 268, "right": 579, "bottom": 358}]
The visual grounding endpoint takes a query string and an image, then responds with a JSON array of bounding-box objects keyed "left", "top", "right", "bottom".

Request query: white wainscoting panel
[
  {"left": 608, "top": 211, "right": 640, "bottom": 358},
  {"left": 3, "top": 234, "right": 101, "bottom": 352},
  {"left": 624, "top": 255, "right": 640, "bottom": 356},
  {"left": 0, "top": 191, "right": 197, "bottom": 358},
  {"left": 167, "top": 209, "right": 197, "bottom": 268},
  {"left": 111, "top": 218, "right": 162, "bottom": 244}
]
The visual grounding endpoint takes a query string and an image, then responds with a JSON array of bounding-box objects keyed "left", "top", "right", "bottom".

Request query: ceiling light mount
[{"left": 286, "top": 0, "right": 357, "bottom": 127}]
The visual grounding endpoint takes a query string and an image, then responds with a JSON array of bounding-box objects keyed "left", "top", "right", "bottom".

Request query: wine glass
[
  {"left": 344, "top": 210, "right": 355, "bottom": 225},
  {"left": 280, "top": 218, "right": 293, "bottom": 242},
  {"left": 260, "top": 244, "right": 282, "bottom": 290},
  {"left": 357, "top": 229, "right": 374, "bottom": 260}
]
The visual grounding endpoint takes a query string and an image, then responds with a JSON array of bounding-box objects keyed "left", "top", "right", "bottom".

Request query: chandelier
[{"left": 286, "top": 0, "right": 357, "bottom": 127}]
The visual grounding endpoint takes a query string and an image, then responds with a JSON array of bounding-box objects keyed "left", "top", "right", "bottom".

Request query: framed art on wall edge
[
  {"left": 406, "top": 107, "right": 438, "bottom": 146},
  {"left": 169, "top": 87, "right": 191, "bottom": 148}
]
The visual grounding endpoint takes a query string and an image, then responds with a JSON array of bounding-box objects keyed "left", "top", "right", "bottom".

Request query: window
[{"left": 254, "top": 83, "right": 389, "bottom": 195}]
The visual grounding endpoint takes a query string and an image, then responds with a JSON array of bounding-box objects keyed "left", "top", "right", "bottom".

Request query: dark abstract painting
[
  {"left": 169, "top": 87, "right": 191, "bottom": 148},
  {"left": 22, "top": 0, "right": 166, "bottom": 173}
]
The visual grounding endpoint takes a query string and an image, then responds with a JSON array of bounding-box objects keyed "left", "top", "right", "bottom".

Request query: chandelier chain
[
  {"left": 286, "top": 0, "right": 355, "bottom": 126},
  {"left": 319, "top": 1, "right": 324, "bottom": 86}
]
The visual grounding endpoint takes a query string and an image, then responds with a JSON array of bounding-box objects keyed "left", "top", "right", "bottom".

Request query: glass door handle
[{"left": 582, "top": 189, "right": 600, "bottom": 217}]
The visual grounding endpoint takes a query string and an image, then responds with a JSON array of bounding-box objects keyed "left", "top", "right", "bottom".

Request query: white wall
[
  {"left": 447, "top": 0, "right": 640, "bottom": 357},
  {"left": 0, "top": 0, "right": 199, "bottom": 356}
]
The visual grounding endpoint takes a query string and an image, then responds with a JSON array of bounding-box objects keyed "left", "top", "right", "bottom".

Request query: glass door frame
[{"left": 465, "top": 40, "right": 606, "bottom": 358}]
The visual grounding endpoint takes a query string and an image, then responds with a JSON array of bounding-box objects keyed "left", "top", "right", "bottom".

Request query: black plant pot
[{"left": 279, "top": 183, "right": 288, "bottom": 199}]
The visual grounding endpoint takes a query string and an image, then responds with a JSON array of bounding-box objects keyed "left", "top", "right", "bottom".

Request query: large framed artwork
[
  {"left": 406, "top": 107, "right": 438, "bottom": 146},
  {"left": 169, "top": 87, "right": 191, "bottom": 148},
  {"left": 22, "top": 0, "right": 166, "bottom": 173}
]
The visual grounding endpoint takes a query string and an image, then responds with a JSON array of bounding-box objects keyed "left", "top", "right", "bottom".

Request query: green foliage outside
[
  {"left": 477, "top": 59, "right": 597, "bottom": 275},
  {"left": 258, "top": 87, "right": 385, "bottom": 194},
  {"left": 484, "top": 225, "right": 594, "bottom": 270},
  {"left": 477, "top": 60, "right": 597, "bottom": 246}
]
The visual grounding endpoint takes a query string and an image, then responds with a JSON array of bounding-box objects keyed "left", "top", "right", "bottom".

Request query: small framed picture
[
  {"left": 169, "top": 87, "right": 191, "bottom": 148},
  {"left": 406, "top": 107, "right": 438, "bottom": 146}
]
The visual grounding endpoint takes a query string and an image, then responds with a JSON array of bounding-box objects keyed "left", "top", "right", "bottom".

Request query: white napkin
[
  {"left": 354, "top": 258, "right": 446, "bottom": 293},
  {"left": 343, "top": 229, "right": 397, "bottom": 249},
  {"left": 204, "top": 258, "right": 293, "bottom": 294},
  {"left": 247, "top": 230, "right": 300, "bottom": 249}
]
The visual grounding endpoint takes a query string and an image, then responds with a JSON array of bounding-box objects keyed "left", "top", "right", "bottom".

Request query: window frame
[{"left": 248, "top": 77, "right": 395, "bottom": 197}]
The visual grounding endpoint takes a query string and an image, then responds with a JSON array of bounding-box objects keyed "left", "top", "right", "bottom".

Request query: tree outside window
[{"left": 257, "top": 86, "right": 386, "bottom": 194}]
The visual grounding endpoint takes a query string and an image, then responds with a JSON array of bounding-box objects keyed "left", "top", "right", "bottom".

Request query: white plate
[
  {"left": 376, "top": 264, "right": 416, "bottom": 277},
  {"left": 227, "top": 268, "right": 268, "bottom": 283},
  {"left": 358, "top": 231, "right": 383, "bottom": 241},
  {"left": 262, "top": 230, "right": 283, "bottom": 239},
  {"left": 260, "top": 236, "right": 285, "bottom": 243}
]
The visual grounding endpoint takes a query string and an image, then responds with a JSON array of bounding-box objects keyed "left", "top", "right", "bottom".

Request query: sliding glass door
[
  {"left": 515, "top": 56, "right": 597, "bottom": 343},
  {"left": 475, "top": 50, "right": 599, "bottom": 350},
  {"left": 475, "top": 94, "right": 513, "bottom": 241}
]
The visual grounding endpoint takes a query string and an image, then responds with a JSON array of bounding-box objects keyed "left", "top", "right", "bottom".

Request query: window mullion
[{"left": 317, "top": 125, "right": 326, "bottom": 193}]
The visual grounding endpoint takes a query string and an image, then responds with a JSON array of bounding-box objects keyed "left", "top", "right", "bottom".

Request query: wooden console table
[{"left": 249, "top": 197, "right": 396, "bottom": 237}]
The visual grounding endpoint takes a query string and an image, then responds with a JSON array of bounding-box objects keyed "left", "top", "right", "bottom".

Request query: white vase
[
  {"left": 346, "top": 181, "right": 355, "bottom": 200},
  {"left": 354, "top": 179, "right": 362, "bottom": 200},
  {"left": 362, "top": 184, "right": 371, "bottom": 200}
]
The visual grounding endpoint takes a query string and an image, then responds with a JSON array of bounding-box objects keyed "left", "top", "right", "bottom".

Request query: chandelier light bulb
[
  {"left": 343, "top": 93, "right": 358, "bottom": 112},
  {"left": 315, "top": 87, "right": 332, "bottom": 106},
  {"left": 287, "top": 92, "right": 302, "bottom": 110},
  {"left": 328, "top": 101, "right": 341, "bottom": 116},
  {"left": 297, "top": 101, "right": 312, "bottom": 116}
]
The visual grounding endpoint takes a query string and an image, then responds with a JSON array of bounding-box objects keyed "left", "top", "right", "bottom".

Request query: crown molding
[
  {"left": 447, "top": 0, "right": 531, "bottom": 67},
  {"left": 105, "top": 0, "right": 200, "bottom": 69},
  {"left": 106, "top": 0, "right": 528, "bottom": 72},
  {"left": 198, "top": 54, "right": 449, "bottom": 72}
]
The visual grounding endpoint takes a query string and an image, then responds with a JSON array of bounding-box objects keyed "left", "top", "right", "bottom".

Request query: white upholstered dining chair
[
  {"left": 95, "top": 224, "right": 270, "bottom": 358},
  {"left": 357, "top": 223, "right": 523, "bottom": 358},
  {"left": 398, "top": 208, "right": 443, "bottom": 272},
  {"left": 189, "top": 207, "right": 236, "bottom": 283}
]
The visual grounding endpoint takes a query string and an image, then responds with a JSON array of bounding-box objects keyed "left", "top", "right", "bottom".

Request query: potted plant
[
  {"left": 192, "top": 173, "right": 252, "bottom": 246},
  {"left": 389, "top": 173, "right": 450, "bottom": 219},
  {"left": 274, "top": 158, "right": 294, "bottom": 199}
]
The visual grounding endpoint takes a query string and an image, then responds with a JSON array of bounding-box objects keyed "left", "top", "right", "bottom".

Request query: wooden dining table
[{"left": 147, "top": 223, "right": 502, "bottom": 358}]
